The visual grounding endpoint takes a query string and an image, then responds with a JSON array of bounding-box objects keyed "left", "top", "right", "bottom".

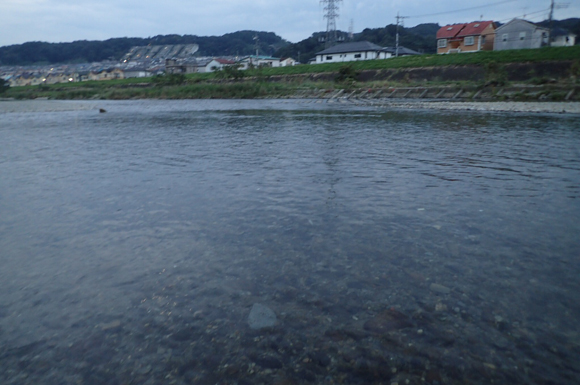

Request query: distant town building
[
  {"left": 237, "top": 56, "right": 281, "bottom": 69},
  {"left": 123, "top": 67, "right": 152, "bottom": 78},
  {"left": 279, "top": 57, "right": 298, "bottom": 67},
  {"left": 165, "top": 59, "right": 197, "bottom": 74},
  {"left": 436, "top": 21, "right": 495, "bottom": 54},
  {"left": 165, "top": 58, "right": 238, "bottom": 74},
  {"left": 122, "top": 44, "right": 199, "bottom": 63}
]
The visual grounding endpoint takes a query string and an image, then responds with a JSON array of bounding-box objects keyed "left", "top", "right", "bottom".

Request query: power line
[
  {"left": 408, "top": 0, "right": 519, "bottom": 19},
  {"left": 496, "top": 8, "right": 550, "bottom": 23}
]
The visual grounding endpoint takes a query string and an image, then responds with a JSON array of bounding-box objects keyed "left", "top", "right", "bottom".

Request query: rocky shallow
[
  {"left": 344, "top": 99, "right": 580, "bottom": 114},
  {"left": 2, "top": 99, "right": 580, "bottom": 115},
  {"left": 1, "top": 233, "right": 578, "bottom": 385}
]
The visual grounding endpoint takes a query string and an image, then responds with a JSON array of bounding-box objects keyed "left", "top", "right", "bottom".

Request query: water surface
[{"left": 1, "top": 100, "right": 579, "bottom": 384}]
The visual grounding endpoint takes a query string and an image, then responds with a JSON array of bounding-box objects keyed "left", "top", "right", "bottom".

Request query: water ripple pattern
[{"left": 0, "top": 99, "right": 579, "bottom": 385}]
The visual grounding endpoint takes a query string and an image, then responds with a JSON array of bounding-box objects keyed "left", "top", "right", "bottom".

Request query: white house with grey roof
[
  {"left": 315, "top": 41, "right": 420, "bottom": 64},
  {"left": 315, "top": 41, "right": 383, "bottom": 64}
]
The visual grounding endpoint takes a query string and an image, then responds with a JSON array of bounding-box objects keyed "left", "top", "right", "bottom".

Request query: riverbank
[
  {"left": 2, "top": 99, "right": 580, "bottom": 115},
  {"left": 345, "top": 100, "right": 580, "bottom": 114}
]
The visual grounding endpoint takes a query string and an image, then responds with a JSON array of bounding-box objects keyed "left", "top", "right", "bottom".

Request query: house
[
  {"left": 165, "top": 59, "right": 197, "bottom": 74},
  {"left": 380, "top": 46, "right": 421, "bottom": 58},
  {"left": 494, "top": 19, "right": 549, "bottom": 51},
  {"left": 215, "top": 58, "right": 236, "bottom": 68},
  {"left": 315, "top": 41, "right": 383, "bottom": 63},
  {"left": 78, "top": 71, "right": 90, "bottom": 82},
  {"left": 11, "top": 72, "right": 44, "bottom": 87},
  {"left": 279, "top": 57, "right": 298, "bottom": 66},
  {"left": 193, "top": 58, "right": 217, "bottom": 73},
  {"left": 88, "top": 68, "right": 124, "bottom": 81},
  {"left": 437, "top": 21, "right": 495, "bottom": 54},
  {"left": 196, "top": 58, "right": 238, "bottom": 73},
  {"left": 238, "top": 56, "right": 280, "bottom": 70},
  {"left": 123, "top": 67, "right": 152, "bottom": 79},
  {"left": 45, "top": 72, "right": 77, "bottom": 84},
  {"left": 550, "top": 27, "right": 576, "bottom": 47}
]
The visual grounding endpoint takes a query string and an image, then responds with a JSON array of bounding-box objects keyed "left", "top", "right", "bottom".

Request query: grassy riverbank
[{"left": 3, "top": 46, "right": 579, "bottom": 100}]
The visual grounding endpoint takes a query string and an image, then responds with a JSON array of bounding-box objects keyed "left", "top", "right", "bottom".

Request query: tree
[{"left": 0, "top": 78, "right": 9, "bottom": 94}]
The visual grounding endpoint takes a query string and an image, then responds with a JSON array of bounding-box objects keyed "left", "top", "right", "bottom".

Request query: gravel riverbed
[
  {"left": 2, "top": 99, "right": 580, "bottom": 115},
  {"left": 351, "top": 100, "right": 580, "bottom": 114}
]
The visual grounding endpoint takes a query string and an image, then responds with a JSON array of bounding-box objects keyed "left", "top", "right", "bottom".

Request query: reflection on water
[{"left": 1, "top": 100, "right": 579, "bottom": 384}]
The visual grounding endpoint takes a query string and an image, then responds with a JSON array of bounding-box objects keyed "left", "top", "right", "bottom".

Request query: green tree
[
  {"left": 214, "top": 64, "right": 245, "bottom": 80},
  {"left": 0, "top": 78, "right": 9, "bottom": 94}
]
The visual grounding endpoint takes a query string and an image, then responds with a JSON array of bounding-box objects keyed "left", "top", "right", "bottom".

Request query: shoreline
[
  {"left": 353, "top": 100, "right": 580, "bottom": 114},
  {"left": 1, "top": 98, "right": 580, "bottom": 115}
]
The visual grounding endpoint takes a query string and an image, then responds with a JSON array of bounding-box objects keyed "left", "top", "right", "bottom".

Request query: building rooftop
[{"left": 316, "top": 41, "right": 383, "bottom": 55}]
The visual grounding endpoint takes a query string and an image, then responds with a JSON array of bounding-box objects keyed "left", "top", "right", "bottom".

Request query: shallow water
[{"left": 1, "top": 99, "right": 579, "bottom": 384}]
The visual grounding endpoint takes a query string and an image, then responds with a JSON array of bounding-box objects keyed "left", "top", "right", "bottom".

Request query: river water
[{"left": 1, "top": 99, "right": 579, "bottom": 384}]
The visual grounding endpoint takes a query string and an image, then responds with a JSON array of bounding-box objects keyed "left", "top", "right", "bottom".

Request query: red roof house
[{"left": 436, "top": 21, "right": 495, "bottom": 54}]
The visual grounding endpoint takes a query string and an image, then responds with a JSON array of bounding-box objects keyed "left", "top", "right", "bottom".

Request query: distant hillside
[
  {"left": 274, "top": 23, "right": 440, "bottom": 62},
  {"left": 535, "top": 18, "right": 580, "bottom": 39},
  {"left": 0, "top": 31, "right": 288, "bottom": 66}
]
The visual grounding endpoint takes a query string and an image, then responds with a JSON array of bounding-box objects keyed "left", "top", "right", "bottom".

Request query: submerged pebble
[
  {"left": 430, "top": 283, "right": 451, "bottom": 294},
  {"left": 248, "top": 303, "right": 277, "bottom": 330}
]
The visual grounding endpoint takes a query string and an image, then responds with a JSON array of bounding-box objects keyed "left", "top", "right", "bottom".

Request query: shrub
[
  {"left": 214, "top": 64, "right": 245, "bottom": 80},
  {"left": 152, "top": 73, "right": 186, "bottom": 86},
  {"left": 335, "top": 64, "right": 359, "bottom": 83},
  {"left": 0, "top": 78, "right": 9, "bottom": 93},
  {"left": 484, "top": 61, "right": 508, "bottom": 86}
]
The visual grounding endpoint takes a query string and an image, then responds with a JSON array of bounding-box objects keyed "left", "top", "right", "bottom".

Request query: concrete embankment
[
  {"left": 288, "top": 84, "right": 579, "bottom": 102},
  {"left": 269, "top": 60, "right": 579, "bottom": 102}
]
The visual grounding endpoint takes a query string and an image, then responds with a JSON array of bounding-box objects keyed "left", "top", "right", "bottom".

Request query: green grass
[{"left": 222, "top": 45, "right": 580, "bottom": 78}]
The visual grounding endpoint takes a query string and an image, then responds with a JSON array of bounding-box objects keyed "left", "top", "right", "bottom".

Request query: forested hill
[
  {"left": 0, "top": 31, "right": 288, "bottom": 66},
  {"left": 274, "top": 23, "right": 442, "bottom": 63}
]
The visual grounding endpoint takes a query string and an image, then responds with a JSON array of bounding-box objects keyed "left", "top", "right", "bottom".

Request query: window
[
  {"left": 502, "top": 34, "right": 508, "bottom": 42},
  {"left": 326, "top": 56, "right": 333, "bottom": 60},
  {"left": 447, "top": 27, "right": 453, "bottom": 31},
  {"left": 354, "top": 53, "right": 361, "bottom": 58},
  {"left": 464, "top": 36, "right": 474, "bottom": 45},
  {"left": 519, "top": 32, "right": 526, "bottom": 41},
  {"left": 438, "top": 39, "right": 447, "bottom": 48},
  {"left": 474, "top": 24, "right": 480, "bottom": 28}
]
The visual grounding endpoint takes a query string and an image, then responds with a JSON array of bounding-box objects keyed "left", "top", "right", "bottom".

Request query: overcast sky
[{"left": 1, "top": 0, "right": 578, "bottom": 47}]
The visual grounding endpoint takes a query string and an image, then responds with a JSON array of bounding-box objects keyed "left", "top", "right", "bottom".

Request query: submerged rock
[
  {"left": 248, "top": 303, "right": 277, "bottom": 330},
  {"left": 430, "top": 283, "right": 451, "bottom": 294},
  {"left": 363, "top": 308, "right": 413, "bottom": 333}
]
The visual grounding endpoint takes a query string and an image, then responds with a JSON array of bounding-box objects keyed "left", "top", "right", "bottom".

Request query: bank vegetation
[{"left": 3, "top": 46, "right": 580, "bottom": 101}]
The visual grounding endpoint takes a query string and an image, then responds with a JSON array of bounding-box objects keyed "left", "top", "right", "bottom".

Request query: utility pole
[
  {"left": 548, "top": 0, "right": 554, "bottom": 46},
  {"left": 349, "top": 19, "right": 354, "bottom": 41},
  {"left": 548, "top": 0, "right": 570, "bottom": 46},
  {"left": 395, "top": 13, "right": 409, "bottom": 57},
  {"left": 321, "top": 0, "right": 342, "bottom": 48},
  {"left": 253, "top": 35, "right": 260, "bottom": 56}
]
